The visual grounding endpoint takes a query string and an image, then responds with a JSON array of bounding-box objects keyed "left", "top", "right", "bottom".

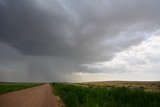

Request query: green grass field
[
  {"left": 53, "top": 83, "right": 160, "bottom": 107},
  {"left": 0, "top": 82, "right": 41, "bottom": 94}
]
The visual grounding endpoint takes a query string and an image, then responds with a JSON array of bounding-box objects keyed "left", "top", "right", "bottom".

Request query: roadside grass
[
  {"left": 53, "top": 83, "right": 160, "bottom": 107},
  {"left": 0, "top": 82, "right": 41, "bottom": 94}
]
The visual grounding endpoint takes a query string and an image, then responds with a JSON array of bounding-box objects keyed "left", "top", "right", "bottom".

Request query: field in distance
[
  {"left": 0, "top": 82, "right": 41, "bottom": 94},
  {"left": 76, "top": 81, "right": 160, "bottom": 92}
]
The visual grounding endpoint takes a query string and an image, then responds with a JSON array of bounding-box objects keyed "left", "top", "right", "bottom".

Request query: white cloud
[{"left": 76, "top": 32, "right": 160, "bottom": 81}]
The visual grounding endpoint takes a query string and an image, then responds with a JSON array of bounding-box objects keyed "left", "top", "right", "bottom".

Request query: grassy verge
[
  {"left": 0, "top": 82, "right": 41, "bottom": 94},
  {"left": 53, "top": 83, "right": 160, "bottom": 107}
]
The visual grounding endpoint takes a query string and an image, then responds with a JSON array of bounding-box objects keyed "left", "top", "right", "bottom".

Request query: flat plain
[
  {"left": 76, "top": 81, "right": 160, "bottom": 92},
  {"left": 0, "top": 82, "right": 41, "bottom": 94}
]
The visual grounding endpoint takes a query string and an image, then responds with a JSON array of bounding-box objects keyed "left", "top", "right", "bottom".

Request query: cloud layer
[
  {"left": 0, "top": 0, "right": 160, "bottom": 82},
  {"left": 79, "top": 34, "right": 160, "bottom": 81}
]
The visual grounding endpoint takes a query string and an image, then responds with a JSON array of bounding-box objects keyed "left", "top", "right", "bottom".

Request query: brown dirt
[{"left": 0, "top": 84, "right": 60, "bottom": 107}]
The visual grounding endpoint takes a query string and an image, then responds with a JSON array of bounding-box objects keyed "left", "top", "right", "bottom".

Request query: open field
[
  {"left": 76, "top": 81, "right": 160, "bottom": 92},
  {"left": 0, "top": 81, "right": 159, "bottom": 107},
  {"left": 0, "top": 82, "right": 41, "bottom": 94},
  {"left": 53, "top": 82, "right": 160, "bottom": 107}
]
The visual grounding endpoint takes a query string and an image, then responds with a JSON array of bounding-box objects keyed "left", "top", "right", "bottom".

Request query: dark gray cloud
[{"left": 0, "top": 0, "right": 160, "bottom": 82}]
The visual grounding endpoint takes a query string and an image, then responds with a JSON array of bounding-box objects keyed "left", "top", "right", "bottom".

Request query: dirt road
[{"left": 0, "top": 84, "right": 60, "bottom": 107}]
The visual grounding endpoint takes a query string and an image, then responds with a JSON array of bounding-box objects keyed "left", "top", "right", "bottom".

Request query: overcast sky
[{"left": 0, "top": 0, "right": 160, "bottom": 82}]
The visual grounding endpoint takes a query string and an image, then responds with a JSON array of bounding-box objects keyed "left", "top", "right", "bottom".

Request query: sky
[{"left": 0, "top": 0, "right": 160, "bottom": 82}]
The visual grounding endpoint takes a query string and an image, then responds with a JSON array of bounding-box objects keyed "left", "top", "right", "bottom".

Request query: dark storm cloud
[
  {"left": 0, "top": 0, "right": 160, "bottom": 82},
  {"left": 1, "top": 0, "right": 160, "bottom": 63},
  {"left": 0, "top": 0, "right": 72, "bottom": 55}
]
